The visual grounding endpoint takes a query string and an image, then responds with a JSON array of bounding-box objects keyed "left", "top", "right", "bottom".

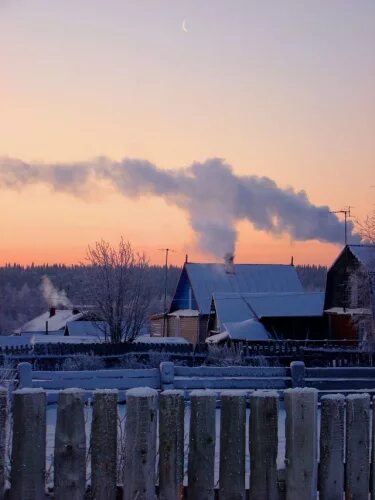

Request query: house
[
  {"left": 324, "top": 244, "right": 375, "bottom": 340},
  {"left": 206, "top": 291, "right": 325, "bottom": 343},
  {"left": 151, "top": 254, "right": 307, "bottom": 344},
  {"left": 16, "top": 307, "right": 83, "bottom": 336}
]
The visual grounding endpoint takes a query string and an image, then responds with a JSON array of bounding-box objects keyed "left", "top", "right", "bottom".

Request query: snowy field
[{"left": 45, "top": 402, "right": 322, "bottom": 488}]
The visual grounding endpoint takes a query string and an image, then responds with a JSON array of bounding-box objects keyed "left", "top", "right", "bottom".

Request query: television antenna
[
  {"left": 158, "top": 248, "right": 175, "bottom": 336},
  {"left": 329, "top": 206, "right": 353, "bottom": 245}
]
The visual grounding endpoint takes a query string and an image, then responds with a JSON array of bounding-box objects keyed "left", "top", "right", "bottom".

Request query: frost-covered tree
[
  {"left": 356, "top": 209, "right": 375, "bottom": 243},
  {"left": 348, "top": 263, "right": 375, "bottom": 348},
  {"left": 85, "top": 238, "right": 150, "bottom": 342}
]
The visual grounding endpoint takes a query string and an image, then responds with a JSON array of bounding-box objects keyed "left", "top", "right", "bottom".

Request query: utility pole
[
  {"left": 159, "top": 248, "right": 174, "bottom": 336},
  {"left": 330, "top": 206, "right": 353, "bottom": 246}
]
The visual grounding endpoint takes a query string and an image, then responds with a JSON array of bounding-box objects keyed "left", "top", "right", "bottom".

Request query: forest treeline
[{"left": 0, "top": 263, "right": 327, "bottom": 334}]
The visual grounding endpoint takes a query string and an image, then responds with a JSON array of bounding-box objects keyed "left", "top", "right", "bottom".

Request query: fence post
[
  {"left": 290, "top": 361, "right": 305, "bottom": 388},
  {"left": 346, "top": 393, "right": 370, "bottom": 499},
  {"left": 187, "top": 390, "right": 216, "bottom": 500},
  {"left": 54, "top": 389, "right": 86, "bottom": 500},
  {"left": 284, "top": 388, "right": 318, "bottom": 500},
  {"left": 91, "top": 389, "right": 118, "bottom": 500},
  {"left": 319, "top": 394, "right": 345, "bottom": 500},
  {"left": 371, "top": 396, "right": 375, "bottom": 500},
  {"left": 159, "top": 390, "right": 185, "bottom": 500},
  {"left": 0, "top": 388, "right": 7, "bottom": 499},
  {"left": 18, "top": 362, "right": 32, "bottom": 389},
  {"left": 249, "top": 390, "right": 279, "bottom": 500},
  {"left": 160, "top": 362, "right": 175, "bottom": 390},
  {"left": 10, "top": 388, "right": 46, "bottom": 500},
  {"left": 219, "top": 391, "right": 246, "bottom": 500},
  {"left": 123, "top": 387, "right": 158, "bottom": 500}
]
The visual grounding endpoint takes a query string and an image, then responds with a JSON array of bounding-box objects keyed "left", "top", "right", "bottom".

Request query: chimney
[
  {"left": 224, "top": 252, "right": 235, "bottom": 274},
  {"left": 49, "top": 307, "right": 56, "bottom": 317}
]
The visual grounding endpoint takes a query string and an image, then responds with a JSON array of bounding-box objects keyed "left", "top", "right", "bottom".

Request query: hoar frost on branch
[{"left": 85, "top": 238, "right": 150, "bottom": 343}]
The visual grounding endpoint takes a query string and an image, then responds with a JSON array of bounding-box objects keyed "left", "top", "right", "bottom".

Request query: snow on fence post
[
  {"left": 319, "top": 394, "right": 345, "bottom": 500},
  {"left": 0, "top": 388, "right": 7, "bottom": 498},
  {"left": 345, "top": 393, "right": 370, "bottom": 499},
  {"left": 160, "top": 362, "right": 175, "bottom": 390},
  {"left": 91, "top": 389, "right": 118, "bottom": 500},
  {"left": 123, "top": 387, "right": 158, "bottom": 500},
  {"left": 187, "top": 390, "right": 216, "bottom": 500},
  {"left": 159, "top": 390, "right": 185, "bottom": 500},
  {"left": 249, "top": 390, "right": 279, "bottom": 500},
  {"left": 54, "top": 389, "right": 86, "bottom": 500},
  {"left": 284, "top": 388, "right": 318, "bottom": 500},
  {"left": 290, "top": 361, "right": 305, "bottom": 388},
  {"left": 10, "top": 388, "right": 46, "bottom": 500},
  {"left": 219, "top": 391, "right": 246, "bottom": 500},
  {"left": 18, "top": 362, "right": 32, "bottom": 389}
]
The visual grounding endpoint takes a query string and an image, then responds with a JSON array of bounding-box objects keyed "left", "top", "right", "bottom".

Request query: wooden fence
[
  {"left": 1, "top": 387, "right": 375, "bottom": 499},
  {"left": 17, "top": 361, "right": 375, "bottom": 401}
]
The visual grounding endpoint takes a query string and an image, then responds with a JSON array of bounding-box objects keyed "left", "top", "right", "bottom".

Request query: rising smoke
[
  {"left": 40, "top": 275, "right": 72, "bottom": 308},
  {"left": 0, "top": 156, "right": 360, "bottom": 256}
]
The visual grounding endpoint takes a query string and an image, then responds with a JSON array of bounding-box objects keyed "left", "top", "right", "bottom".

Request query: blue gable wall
[{"left": 170, "top": 267, "right": 198, "bottom": 312}]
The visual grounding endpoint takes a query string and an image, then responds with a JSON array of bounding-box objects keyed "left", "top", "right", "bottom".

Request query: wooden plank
[
  {"left": 306, "top": 367, "right": 375, "bottom": 378},
  {"left": 318, "top": 394, "right": 345, "bottom": 500},
  {"left": 91, "top": 390, "right": 118, "bottom": 500},
  {"left": 249, "top": 391, "right": 278, "bottom": 500},
  {"left": 54, "top": 389, "right": 86, "bottom": 500},
  {"left": 187, "top": 390, "right": 216, "bottom": 500},
  {"left": 32, "top": 376, "right": 160, "bottom": 390},
  {"left": 10, "top": 389, "right": 46, "bottom": 500},
  {"left": 159, "top": 390, "right": 184, "bottom": 500},
  {"left": 175, "top": 366, "right": 289, "bottom": 377},
  {"left": 285, "top": 388, "right": 318, "bottom": 500},
  {"left": 0, "top": 388, "right": 7, "bottom": 498},
  {"left": 345, "top": 393, "right": 370, "bottom": 499},
  {"left": 123, "top": 388, "right": 158, "bottom": 500},
  {"left": 305, "top": 379, "right": 375, "bottom": 390},
  {"left": 174, "top": 377, "right": 290, "bottom": 390},
  {"left": 219, "top": 392, "right": 246, "bottom": 500},
  {"left": 32, "top": 367, "right": 159, "bottom": 379}
]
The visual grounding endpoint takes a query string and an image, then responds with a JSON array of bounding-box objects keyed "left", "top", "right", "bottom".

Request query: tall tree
[
  {"left": 356, "top": 209, "right": 375, "bottom": 243},
  {"left": 86, "top": 238, "right": 150, "bottom": 342}
]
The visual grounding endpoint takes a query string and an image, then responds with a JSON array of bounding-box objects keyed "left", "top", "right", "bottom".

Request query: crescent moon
[{"left": 182, "top": 19, "right": 188, "bottom": 33}]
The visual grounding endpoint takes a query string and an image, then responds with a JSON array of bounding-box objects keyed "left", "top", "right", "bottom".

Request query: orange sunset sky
[{"left": 0, "top": 1, "right": 374, "bottom": 267}]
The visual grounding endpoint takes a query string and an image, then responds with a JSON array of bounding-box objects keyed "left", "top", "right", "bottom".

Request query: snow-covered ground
[{"left": 45, "top": 403, "right": 321, "bottom": 488}]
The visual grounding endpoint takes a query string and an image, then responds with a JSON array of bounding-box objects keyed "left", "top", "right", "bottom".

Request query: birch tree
[{"left": 86, "top": 238, "right": 150, "bottom": 342}]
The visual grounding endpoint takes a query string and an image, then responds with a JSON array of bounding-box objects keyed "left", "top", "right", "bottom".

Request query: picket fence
[{"left": 1, "top": 386, "right": 375, "bottom": 499}]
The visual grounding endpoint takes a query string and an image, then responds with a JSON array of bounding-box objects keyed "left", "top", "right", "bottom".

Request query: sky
[{"left": 0, "top": 0, "right": 374, "bottom": 267}]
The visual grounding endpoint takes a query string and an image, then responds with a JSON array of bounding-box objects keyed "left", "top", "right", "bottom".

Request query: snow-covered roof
[
  {"left": 133, "top": 336, "right": 190, "bottom": 345},
  {"left": 184, "top": 263, "right": 303, "bottom": 315},
  {"left": 224, "top": 319, "right": 271, "bottom": 341},
  {"left": 18, "top": 309, "right": 83, "bottom": 334},
  {"left": 168, "top": 309, "right": 199, "bottom": 317},
  {"left": 65, "top": 320, "right": 108, "bottom": 338},
  {"left": 212, "top": 291, "right": 324, "bottom": 331},
  {"left": 0, "top": 335, "right": 32, "bottom": 347}
]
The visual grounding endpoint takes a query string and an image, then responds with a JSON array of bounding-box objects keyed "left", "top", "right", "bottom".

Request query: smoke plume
[
  {"left": 0, "top": 156, "right": 360, "bottom": 256},
  {"left": 40, "top": 275, "right": 72, "bottom": 308}
]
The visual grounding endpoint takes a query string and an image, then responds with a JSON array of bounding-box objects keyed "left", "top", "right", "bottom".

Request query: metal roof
[
  {"left": 223, "top": 319, "right": 271, "bottom": 341},
  {"left": 213, "top": 291, "right": 324, "bottom": 331},
  {"left": 18, "top": 309, "right": 83, "bottom": 334},
  {"left": 65, "top": 320, "right": 108, "bottom": 338},
  {"left": 185, "top": 263, "right": 303, "bottom": 315}
]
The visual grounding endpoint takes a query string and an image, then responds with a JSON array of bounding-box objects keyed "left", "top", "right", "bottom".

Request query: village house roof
[
  {"left": 65, "top": 320, "right": 108, "bottom": 339},
  {"left": 16, "top": 309, "right": 83, "bottom": 335},
  {"left": 171, "top": 262, "right": 303, "bottom": 315},
  {"left": 212, "top": 291, "right": 325, "bottom": 332}
]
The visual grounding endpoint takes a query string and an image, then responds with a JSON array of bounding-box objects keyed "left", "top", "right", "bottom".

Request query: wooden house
[
  {"left": 324, "top": 244, "right": 375, "bottom": 341},
  {"left": 151, "top": 257, "right": 306, "bottom": 345}
]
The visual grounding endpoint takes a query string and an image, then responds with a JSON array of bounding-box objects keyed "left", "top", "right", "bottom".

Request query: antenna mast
[
  {"left": 329, "top": 206, "right": 353, "bottom": 245},
  {"left": 158, "top": 248, "right": 175, "bottom": 336}
]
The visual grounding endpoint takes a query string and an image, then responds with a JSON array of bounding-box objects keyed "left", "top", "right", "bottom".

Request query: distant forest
[{"left": 0, "top": 263, "right": 327, "bottom": 335}]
